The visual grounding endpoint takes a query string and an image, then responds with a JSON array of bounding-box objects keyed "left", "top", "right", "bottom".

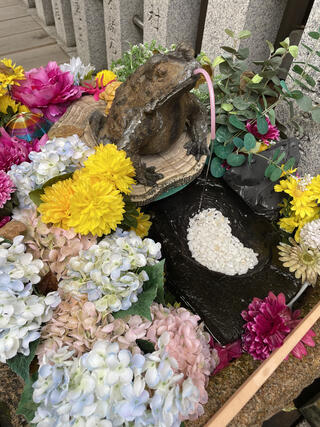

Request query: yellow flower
[
  {"left": 96, "top": 69, "right": 116, "bottom": 87},
  {"left": 280, "top": 164, "right": 297, "bottom": 178},
  {"left": 18, "top": 104, "right": 30, "bottom": 113},
  {"left": 0, "top": 58, "right": 25, "bottom": 90},
  {"left": 83, "top": 144, "right": 136, "bottom": 194},
  {"left": 0, "top": 94, "right": 19, "bottom": 114},
  {"left": 130, "top": 208, "right": 152, "bottom": 238},
  {"left": 68, "top": 178, "right": 125, "bottom": 236},
  {"left": 310, "top": 175, "right": 320, "bottom": 203},
  {"left": 38, "top": 179, "right": 75, "bottom": 229},
  {"left": 278, "top": 216, "right": 298, "bottom": 234}
]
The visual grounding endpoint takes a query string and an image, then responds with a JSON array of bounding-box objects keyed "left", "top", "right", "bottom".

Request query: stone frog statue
[{"left": 90, "top": 43, "right": 209, "bottom": 186}]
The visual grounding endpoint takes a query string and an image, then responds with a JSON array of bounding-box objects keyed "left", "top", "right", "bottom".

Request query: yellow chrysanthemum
[
  {"left": 131, "top": 208, "right": 152, "bottom": 238},
  {"left": 68, "top": 178, "right": 125, "bottom": 236},
  {"left": 18, "top": 104, "right": 30, "bottom": 113},
  {"left": 0, "top": 94, "right": 19, "bottom": 114},
  {"left": 278, "top": 216, "right": 298, "bottom": 234},
  {"left": 0, "top": 58, "right": 25, "bottom": 89},
  {"left": 83, "top": 144, "right": 135, "bottom": 194},
  {"left": 38, "top": 178, "right": 75, "bottom": 229},
  {"left": 310, "top": 175, "right": 320, "bottom": 203},
  {"left": 96, "top": 69, "right": 116, "bottom": 87}
]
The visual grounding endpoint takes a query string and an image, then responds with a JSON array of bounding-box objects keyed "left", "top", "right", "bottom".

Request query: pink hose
[{"left": 193, "top": 68, "right": 216, "bottom": 140}]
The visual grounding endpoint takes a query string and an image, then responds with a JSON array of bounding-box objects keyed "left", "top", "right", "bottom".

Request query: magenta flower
[
  {"left": 0, "top": 127, "right": 48, "bottom": 171},
  {"left": 0, "top": 216, "right": 10, "bottom": 228},
  {"left": 212, "top": 339, "right": 242, "bottom": 374},
  {"left": 246, "top": 116, "right": 280, "bottom": 144},
  {"left": 241, "top": 292, "right": 315, "bottom": 361},
  {"left": 11, "top": 61, "right": 83, "bottom": 122},
  {"left": 0, "top": 171, "right": 15, "bottom": 208}
]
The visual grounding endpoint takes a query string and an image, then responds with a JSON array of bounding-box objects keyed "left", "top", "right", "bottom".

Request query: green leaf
[
  {"left": 136, "top": 339, "right": 155, "bottom": 354},
  {"left": 292, "top": 64, "right": 303, "bottom": 75},
  {"left": 280, "top": 37, "right": 290, "bottom": 48},
  {"left": 225, "top": 28, "right": 235, "bottom": 38},
  {"left": 283, "top": 157, "right": 295, "bottom": 171},
  {"left": 266, "top": 40, "right": 274, "bottom": 53},
  {"left": 302, "top": 42, "right": 313, "bottom": 52},
  {"left": 272, "top": 148, "right": 280, "bottom": 161},
  {"left": 212, "top": 55, "right": 225, "bottom": 68},
  {"left": 228, "top": 115, "right": 246, "bottom": 130},
  {"left": 251, "top": 74, "right": 263, "bottom": 84},
  {"left": 226, "top": 153, "right": 246, "bottom": 167},
  {"left": 264, "top": 163, "right": 275, "bottom": 178},
  {"left": 210, "top": 157, "right": 225, "bottom": 178},
  {"left": 238, "top": 30, "right": 251, "bottom": 39},
  {"left": 308, "top": 31, "right": 320, "bottom": 40},
  {"left": 304, "top": 73, "right": 316, "bottom": 87},
  {"left": 280, "top": 80, "right": 290, "bottom": 94},
  {"left": 16, "top": 373, "right": 38, "bottom": 423},
  {"left": 270, "top": 167, "right": 283, "bottom": 181},
  {"left": 235, "top": 47, "right": 249, "bottom": 59},
  {"left": 274, "top": 151, "right": 285, "bottom": 165},
  {"left": 308, "top": 63, "right": 320, "bottom": 72},
  {"left": 257, "top": 116, "right": 269, "bottom": 135},
  {"left": 271, "top": 75, "right": 281, "bottom": 86},
  {"left": 215, "top": 125, "right": 232, "bottom": 142},
  {"left": 233, "top": 137, "right": 244, "bottom": 149},
  {"left": 294, "top": 78, "right": 310, "bottom": 91},
  {"left": 244, "top": 133, "right": 256, "bottom": 151},
  {"left": 268, "top": 109, "right": 276, "bottom": 125},
  {"left": 113, "top": 260, "right": 165, "bottom": 320},
  {"left": 296, "top": 94, "right": 313, "bottom": 112},
  {"left": 274, "top": 47, "right": 287, "bottom": 55},
  {"left": 289, "top": 45, "right": 299, "bottom": 58},
  {"left": 213, "top": 143, "right": 234, "bottom": 159},
  {"left": 290, "top": 89, "right": 303, "bottom": 100},
  {"left": 221, "top": 46, "right": 237, "bottom": 54},
  {"left": 29, "top": 173, "right": 73, "bottom": 207},
  {"left": 232, "top": 97, "right": 251, "bottom": 110},
  {"left": 221, "top": 103, "right": 233, "bottom": 111},
  {"left": 311, "top": 108, "right": 320, "bottom": 123},
  {"left": 7, "top": 339, "right": 39, "bottom": 382}
]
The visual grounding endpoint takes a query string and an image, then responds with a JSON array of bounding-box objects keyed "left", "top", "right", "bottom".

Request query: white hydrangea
[
  {"left": 0, "top": 236, "right": 60, "bottom": 362},
  {"left": 32, "top": 333, "right": 200, "bottom": 427},
  {"left": 59, "top": 57, "right": 95, "bottom": 85},
  {"left": 59, "top": 229, "right": 162, "bottom": 313},
  {"left": 8, "top": 135, "right": 94, "bottom": 208},
  {"left": 300, "top": 219, "right": 320, "bottom": 250}
]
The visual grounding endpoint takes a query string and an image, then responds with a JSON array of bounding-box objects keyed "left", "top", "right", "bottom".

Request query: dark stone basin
[{"left": 147, "top": 172, "right": 301, "bottom": 345}]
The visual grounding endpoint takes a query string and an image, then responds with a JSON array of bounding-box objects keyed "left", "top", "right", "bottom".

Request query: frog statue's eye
[{"left": 155, "top": 65, "right": 167, "bottom": 78}]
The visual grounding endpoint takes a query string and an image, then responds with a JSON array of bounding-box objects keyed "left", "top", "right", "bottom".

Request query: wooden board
[
  {"left": 0, "top": 29, "right": 56, "bottom": 56},
  {"left": 9, "top": 43, "right": 70, "bottom": 69},
  {"left": 0, "top": 5, "right": 28, "bottom": 21},
  {"left": 0, "top": 15, "right": 41, "bottom": 38},
  {"left": 0, "top": 0, "right": 20, "bottom": 6}
]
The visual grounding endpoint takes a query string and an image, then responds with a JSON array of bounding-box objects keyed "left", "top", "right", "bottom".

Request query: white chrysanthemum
[
  {"left": 0, "top": 236, "right": 60, "bottom": 362},
  {"left": 8, "top": 135, "right": 94, "bottom": 208},
  {"left": 300, "top": 219, "right": 320, "bottom": 250},
  {"left": 59, "top": 229, "right": 162, "bottom": 313},
  {"left": 32, "top": 333, "right": 200, "bottom": 426},
  {"left": 60, "top": 57, "right": 95, "bottom": 85}
]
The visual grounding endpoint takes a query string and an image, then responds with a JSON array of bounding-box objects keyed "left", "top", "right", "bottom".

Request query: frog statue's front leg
[{"left": 184, "top": 93, "right": 210, "bottom": 160}]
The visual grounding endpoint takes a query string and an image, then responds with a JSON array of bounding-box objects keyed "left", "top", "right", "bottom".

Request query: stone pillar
[
  {"left": 71, "top": 0, "right": 107, "bottom": 71},
  {"left": 52, "top": 0, "right": 76, "bottom": 47},
  {"left": 143, "top": 0, "right": 201, "bottom": 51},
  {"left": 104, "top": 0, "right": 143, "bottom": 68},
  {"left": 201, "top": 0, "right": 288, "bottom": 62},
  {"left": 35, "top": 0, "right": 55, "bottom": 25}
]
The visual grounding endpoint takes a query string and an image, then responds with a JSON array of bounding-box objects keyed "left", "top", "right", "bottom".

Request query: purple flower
[
  {"left": 212, "top": 339, "right": 242, "bottom": 374},
  {"left": 11, "top": 61, "right": 83, "bottom": 122},
  {"left": 0, "top": 127, "right": 48, "bottom": 171},
  {"left": 0, "top": 216, "right": 10, "bottom": 228},
  {"left": 246, "top": 117, "right": 280, "bottom": 144},
  {"left": 241, "top": 292, "right": 315, "bottom": 360},
  {"left": 0, "top": 171, "right": 15, "bottom": 208}
]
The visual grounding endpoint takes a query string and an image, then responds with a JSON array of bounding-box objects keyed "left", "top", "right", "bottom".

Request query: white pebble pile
[{"left": 187, "top": 208, "right": 258, "bottom": 275}]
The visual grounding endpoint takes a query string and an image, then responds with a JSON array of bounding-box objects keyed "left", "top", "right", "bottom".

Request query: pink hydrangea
[
  {"left": 11, "top": 61, "right": 83, "bottom": 122},
  {"left": 0, "top": 127, "right": 48, "bottom": 171},
  {"left": 246, "top": 116, "right": 280, "bottom": 144},
  {"left": 147, "top": 304, "right": 216, "bottom": 419},
  {"left": 0, "top": 171, "right": 15, "bottom": 208},
  {"left": 12, "top": 207, "right": 96, "bottom": 279},
  {"left": 241, "top": 292, "right": 316, "bottom": 361},
  {"left": 0, "top": 216, "right": 10, "bottom": 228}
]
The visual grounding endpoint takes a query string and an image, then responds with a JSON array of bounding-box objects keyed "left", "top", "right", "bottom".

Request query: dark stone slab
[{"left": 147, "top": 172, "right": 301, "bottom": 345}]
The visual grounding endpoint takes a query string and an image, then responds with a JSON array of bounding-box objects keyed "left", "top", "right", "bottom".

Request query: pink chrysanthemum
[
  {"left": 241, "top": 292, "right": 315, "bottom": 361},
  {"left": 246, "top": 116, "right": 280, "bottom": 144},
  {"left": 0, "top": 171, "right": 15, "bottom": 208},
  {"left": 0, "top": 216, "right": 10, "bottom": 228},
  {"left": 147, "top": 304, "right": 216, "bottom": 419},
  {"left": 0, "top": 127, "right": 48, "bottom": 171}
]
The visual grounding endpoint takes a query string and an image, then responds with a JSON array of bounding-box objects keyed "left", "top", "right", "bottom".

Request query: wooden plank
[
  {"left": 205, "top": 300, "right": 320, "bottom": 427},
  {"left": 0, "top": 29, "right": 56, "bottom": 56},
  {"left": 9, "top": 44, "right": 70, "bottom": 69},
  {"left": 0, "top": 0, "right": 20, "bottom": 7},
  {"left": 0, "top": 16, "right": 40, "bottom": 38},
  {"left": 0, "top": 5, "right": 28, "bottom": 21}
]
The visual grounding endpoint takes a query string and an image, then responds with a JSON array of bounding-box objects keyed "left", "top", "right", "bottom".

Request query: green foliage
[
  {"left": 17, "top": 373, "right": 38, "bottom": 423},
  {"left": 113, "top": 259, "right": 165, "bottom": 320},
  {"left": 111, "top": 41, "right": 175, "bottom": 82},
  {"left": 0, "top": 106, "right": 16, "bottom": 127},
  {"left": 120, "top": 195, "right": 140, "bottom": 230},
  {"left": 0, "top": 192, "right": 19, "bottom": 217},
  {"left": 7, "top": 339, "right": 39, "bottom": 382},
  {"left": 136, "top": 339, "right": 155, "bottom": 354}
]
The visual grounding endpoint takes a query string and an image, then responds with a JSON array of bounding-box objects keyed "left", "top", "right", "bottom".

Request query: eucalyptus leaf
[
  {"left": 295, "top": 94, "right": 313, "bottom": 112},
  {"left": 288, "top": 45, "right": 298, "bottom": 58},
  {"left": 228, "top": 115, "right": 246, "bottom": 130},
  {"left": 213, "top": 143, "right": 234, "bottom": 159},
  {"left": 238, "top": 30, "right": 251, "bottom": 39},
  {"left": 210, "top": 157, "right": 225, "bottom": 178},
  {"left": 233, "top": 137, "right": 244, "bottom": 149},
  {"left": 221, "top": 46, "right": 237, "bottom": 54},
  {"left": 270, "top": 168, "right": 283, "bottom": 182},
  {"left": 311, "top": 108, "right": 320, "bottom": 123},
  {"left": 272, "top": 148, "right": 280, "bottom": 161},
  {"left": 257, "top": 116, "right": 269, "bottom": 135},
  {"left": 215, "top": 125, "right": 232, "bottom": 142},
  {"left": 235, "top": 48, "right": 249, "bottom": 60},
  {"left": 280, "top": 37, "right": 290, "bottom": 48},
  {"left": 274, "top": 47, "right": 286, "bottom": 56},
  {"left": 266, "top": 40, "right": 274, "bottom": 53},
  {"left": 16, "top": 373, "right": 38, "bottom": 423},
  {"left": 212, "top": 55, "right": 225, "bottom": 68},
  {"left": 7, "top": 339, "right": 39, "bottom": 382},
  {"left": 274, "top": 151, "right": 285, "bottom": 165},
  {"left": 244, "top": 133, "right": 256, "bottom": 151},
  {"left": 283, "top": 157, "right": 295, "bottom": 171},
  {"left": 226, "top": 153, "right": 246, "bottom": 167},
  {"left": 225, "top": 28, "right": 235, "bottom": 38},
  {"left": 232, "top": 97, "right": 251, "bottom": 110},
  {"left": 268, "top": 109, "right": 276, "bottom": 125},
  {"left": 264, "top": 163, "right": 274, "bottom": 178}
]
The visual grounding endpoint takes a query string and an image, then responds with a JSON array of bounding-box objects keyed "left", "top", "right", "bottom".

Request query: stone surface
[
  {"left": 147, "top": 172, "right": 301, "bottom": 344},
  {"left": 0, "top": 221, "right": 26, "bottom": 240},
  {"left": 52, "top": 0, "right": 76, "bottom": 47},
  {"left": 201, "top": 0, "right": 288, "bottom": 62},
  {"left": 22, "top": 0, "right": 35, "bottom": 7},
  {"left": 104, "top": 0, "right": 143, "bottom": 68},
  {"left": 71, "top": 0, "right": 107, "bottom": 71},
  {"left": 35, "top": 0, "right": 54, "bottom": 25},
  {"left": 143, "top": 0, "right": 201, "bottom": 50}
]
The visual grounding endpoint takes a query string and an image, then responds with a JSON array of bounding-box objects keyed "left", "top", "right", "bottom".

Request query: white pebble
[{"left": 187, "top": 208, "right": 258, "bottom": 275}]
